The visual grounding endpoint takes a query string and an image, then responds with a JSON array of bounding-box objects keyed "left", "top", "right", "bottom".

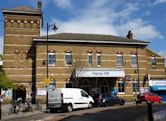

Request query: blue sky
[{"left": 0, "top": 0, "right": 166, "bottom": 59}]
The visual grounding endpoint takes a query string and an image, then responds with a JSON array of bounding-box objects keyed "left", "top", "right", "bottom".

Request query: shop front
[
  {"left": 76, "top": 68, "right": 125, "bottom": 95},
  {"left": 149, "top": 80, "right": 166, "bottom": 102}
]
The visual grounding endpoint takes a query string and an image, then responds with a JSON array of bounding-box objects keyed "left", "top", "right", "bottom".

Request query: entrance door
[
  {"left": 81, "top": 80, "right": 90, "bottom": 94},
  {"left": 98, "top": 79, "right": 109, "bottom": 94},
  {"left": 13, "top": 84, "right": 26, "bottom": 102}
]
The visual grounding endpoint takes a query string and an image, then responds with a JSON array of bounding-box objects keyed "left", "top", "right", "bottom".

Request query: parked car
[
  {"left": 136, "top": 92, "right": 162, "bottom": 104},
  {"left": 97, "top": 93, "right": 125, "bottom": 106}
]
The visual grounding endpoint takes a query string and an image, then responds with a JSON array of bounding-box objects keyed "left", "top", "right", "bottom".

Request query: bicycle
[
  {"left": 22, "top": 100, "right": 33, "bottom": 112},
  {"left": 8, "top": 100, "right": 19, "bottom": 114}
]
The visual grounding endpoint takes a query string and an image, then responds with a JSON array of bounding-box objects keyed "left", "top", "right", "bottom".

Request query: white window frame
[
  {"left": 96, "top": 53, "right": 101, "bottom": 66},
  {"left": 150, "top": 56, "right": 157, "bottom": 67},
  {"left": 87, "top": 53, "right": 93, "bottom": 65},
  {"left": 131, "top": 54, "right": 137, "bottom": 67},
  {"left": 118, "top": 81, "right": 125, "bottom": 94},
  {"left": 48, "top": 52, "right": 56, "bottom": 66},
  {"left": 64, "top": 52, "right": 73, "bottom": 66},
  {"left": 116, "top": 54, "right": 124, "bottom": 67},
  {"left": 132, "top": 81, "right": 140, "bottom": 93}
]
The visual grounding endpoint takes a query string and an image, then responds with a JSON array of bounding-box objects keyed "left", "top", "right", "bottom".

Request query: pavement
[
  {"left": 0, "top": 102, "right": 166, "bottom": 121},
  {"left": 1, "top": 104, "right": 46, "bottom": 121}
]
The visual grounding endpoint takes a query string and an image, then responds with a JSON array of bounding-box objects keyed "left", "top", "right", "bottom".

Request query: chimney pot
[
  {"left": 37, "top": 1, "right": 42, "bottom": 10},
  {"left": 127, "top": 30, "right": 133, "bottom": 39}
]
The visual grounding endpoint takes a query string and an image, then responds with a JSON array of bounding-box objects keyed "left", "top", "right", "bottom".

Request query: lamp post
[
  {"left": 46, "top": 22, "right": 58, "bottom": 78},
  {"left": 46, "top": 22, "right": 57, "bottom": 110}
]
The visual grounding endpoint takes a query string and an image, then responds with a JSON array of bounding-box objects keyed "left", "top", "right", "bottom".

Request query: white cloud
[
  {"left": 153, "top": 0, "right": 166, "bottom": 5},
  {"left": 53, "top": 0, "right": 72, "bottom": 9},
  {"left": 159, "top": 50, "right": 166, "bottom": 58},
  {"left": 116, "top": 19, "right": 164, "bottom": 40},
  {"left": 49, "top": 0, "right": 163, "bottom": 41}
]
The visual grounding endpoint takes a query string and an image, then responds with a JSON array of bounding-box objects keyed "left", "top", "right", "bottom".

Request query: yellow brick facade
[{"left": 2, "top": 5, "right": 166, "bottom": 102}]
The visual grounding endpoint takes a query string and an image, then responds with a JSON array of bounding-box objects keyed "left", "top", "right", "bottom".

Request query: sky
[{"left": 0, "top": 0, "right": 166, "bottom": 60}]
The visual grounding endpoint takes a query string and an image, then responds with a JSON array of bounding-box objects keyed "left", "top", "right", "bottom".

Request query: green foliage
[{"left": 0, "top": 59, "right": 13, "bottom": 89}]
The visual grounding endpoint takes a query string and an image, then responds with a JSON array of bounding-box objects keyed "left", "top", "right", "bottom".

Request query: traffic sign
[{"left": 44, "top": 77, "right": 50, "bottom": 84}]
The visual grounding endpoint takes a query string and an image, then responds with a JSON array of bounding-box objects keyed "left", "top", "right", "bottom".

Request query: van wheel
[
  {"left": 66, "top": 104, "right": 72, "bottom": 112},
  {"left": 88, "top": 103, "right": 93, "bottom": 109}
]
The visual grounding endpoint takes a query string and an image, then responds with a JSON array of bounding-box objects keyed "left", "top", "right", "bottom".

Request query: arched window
[
  {"left": 81, "top": 80, "right": 90, "bottom": 94},
  {"left": 87, "top": 50, "right": 93, "bottom": 65},
  {"left": 150, "top": 56, "right": 157, "bottom": 67},
  {"left": 98, "top": 79, "right": 109, "bottom": 93},
  {"left": 116, "top": 52, "right": 124, "bottom": 66},
  {"left": 64, "top": 51, "right": 72, "bottom": 65},
  {"left": 96, "top": 50, "right": 102, "bottom": 66},
  {"left": 131, "top": 54, "right": 137, "bottom": 67},
  {"left": 48, "top": 51, "right": 56, "bottom": 66}
]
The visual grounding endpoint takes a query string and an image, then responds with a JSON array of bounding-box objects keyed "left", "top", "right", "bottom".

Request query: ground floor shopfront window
[
  {"left": 133, "top": 81, "right": 140, "bottom": 93},
  {"left": 118, "top": 81, "right": 125, "bottom": 94}
]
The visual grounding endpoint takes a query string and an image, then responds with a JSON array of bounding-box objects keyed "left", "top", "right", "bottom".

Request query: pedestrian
[{"left": 133, "top": 94, "right": 139, "bottom": 107}]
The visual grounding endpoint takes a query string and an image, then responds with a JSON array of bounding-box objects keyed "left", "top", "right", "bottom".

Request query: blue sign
[{"left": 151, "top": 86, "right": 166, "bottom": 91}]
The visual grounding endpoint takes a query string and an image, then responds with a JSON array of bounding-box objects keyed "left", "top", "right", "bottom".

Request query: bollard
[{"left": 147, "top": 101, "right": 154, "bottom": 121}]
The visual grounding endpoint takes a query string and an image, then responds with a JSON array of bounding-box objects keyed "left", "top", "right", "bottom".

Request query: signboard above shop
[
  {"left": 76, "top": 68, "right": 125, "bottom": 77},
  {"left": 149, "top": 80, "right": 166, "bottom": 91},
  {"left": 149, "top": 80, "right": 166, "bottom": 86}
]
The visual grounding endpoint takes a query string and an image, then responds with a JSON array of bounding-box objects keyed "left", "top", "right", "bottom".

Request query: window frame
[
  {"left": 116, "top": 54, "right": 124, "bottom": 67},
  {"left": 132, "top": 81, "right": 140, "bottom": 93},
  {"left": 48, "top": 52, "right": 56, "bottom": 66},
  {"left": 64, "top": 52, "right": 73, "bottom": 66},
  {"left": 131, "top": 54, "right": 138, "bottom": 67},
  {"left": 87, "top": 53, "right": 93, "bottom": 65},
  {"left": 150, "top": 56, "right": 157, "bottom": 67},
  {"left": 118, "top": 81, "right": 125, "bottom": 94},
  {"left": 96, "top": 53, "right": 101, "bottom": 66}
]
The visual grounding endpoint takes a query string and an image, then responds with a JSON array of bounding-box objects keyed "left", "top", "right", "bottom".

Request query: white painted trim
[
  {"left": 4, "top": 44, "right": 31, "bottom": 47},
  {"left": 4, "top": 68, "right": 32, "bottom": 70},
  {"left": 33, "top": 38, "right": 149, "bottom": 45},
  {"left": 118, "top": 92, "right": 125, "bottom": 95}
]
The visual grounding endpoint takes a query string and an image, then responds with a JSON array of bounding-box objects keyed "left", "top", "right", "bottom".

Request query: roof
[
  {"left": 33, "top": 33, "right": 150, "bottom": 46},
  {"left": 2, "top": 6, "right": 42, "bottom": 15}
]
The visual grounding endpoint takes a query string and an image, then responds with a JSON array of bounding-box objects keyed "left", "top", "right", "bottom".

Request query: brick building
[{"left": 2, "top": 3, "right": 166, "bottom": 102}]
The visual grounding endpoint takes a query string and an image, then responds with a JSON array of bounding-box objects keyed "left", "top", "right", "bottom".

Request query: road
[{"left": 5, "top": 103, "right": 166, "bottom": 121}]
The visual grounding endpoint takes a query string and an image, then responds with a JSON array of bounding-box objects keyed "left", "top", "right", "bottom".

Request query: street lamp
[
  {"left": 46, "top": 22, "right": 58, "bottom": 78},
  {"left": 46, "top": 22, "right": 57, "bottom": 111}
]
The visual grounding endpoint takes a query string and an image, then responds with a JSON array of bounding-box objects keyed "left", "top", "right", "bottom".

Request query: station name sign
[{"left": 76, "top": 69, "right": 125, "bottom": 77}]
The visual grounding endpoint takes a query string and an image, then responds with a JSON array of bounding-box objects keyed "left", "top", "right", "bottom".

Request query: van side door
[{"left": 80, "top": 90, "right": 90, "bottom": 108}]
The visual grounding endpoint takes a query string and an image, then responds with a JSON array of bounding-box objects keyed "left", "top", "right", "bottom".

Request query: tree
[
  {"left": 66, "top": 47, "right": 86, "bottom": 87},
  {"left": 0, "top": 55, "right": 14, "bottom": 119},
  {"left": 0, "top": 55, "right": 13, "bottom": 89}
]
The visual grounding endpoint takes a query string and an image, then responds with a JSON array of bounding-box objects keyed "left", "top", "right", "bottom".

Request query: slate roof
[
  {"left": 2, "top": 6, "right": 42, "bottom": 15},
  {"left": 33, "top": 33, "right": 150, "bottom": 46}
]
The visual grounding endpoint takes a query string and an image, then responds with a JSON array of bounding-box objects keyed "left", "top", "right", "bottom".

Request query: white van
[{"left": 48, "top": 88, "right": 94, "bottom": 112}]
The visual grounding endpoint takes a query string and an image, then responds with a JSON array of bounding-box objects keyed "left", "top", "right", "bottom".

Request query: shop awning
[
  {"left": 149, "top": 80, "right": 166, "bottom": 91},
  {"left": 76, "top": 68, "right": 125, "bottom": 77}
]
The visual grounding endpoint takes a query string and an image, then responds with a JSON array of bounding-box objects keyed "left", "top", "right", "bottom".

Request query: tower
[{"left": 2, "top": 2, "right": 43, "bottom": 100}]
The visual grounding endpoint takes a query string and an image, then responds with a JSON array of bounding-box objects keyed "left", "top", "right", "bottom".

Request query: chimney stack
[
  {"left": 37, "top": 1, "right": 42, "bottom": 11},
  {"left": 127, "top": 30, "right": 133, "bottom": 39}
]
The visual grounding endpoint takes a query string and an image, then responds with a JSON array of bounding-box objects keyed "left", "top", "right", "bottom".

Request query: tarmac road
[{"left": 2, "top": 102, "right": 166, "bottom": 121}]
